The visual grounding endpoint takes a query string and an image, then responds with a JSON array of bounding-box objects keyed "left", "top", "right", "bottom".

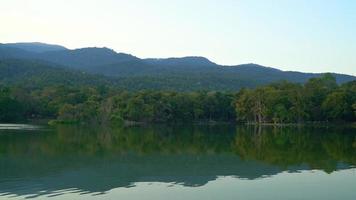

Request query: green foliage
[
  {"left": 0, "top": 74, "right": 354, "bottom": 124},
  {"left": 235, "top": 75, "right": 356, "bottom": 123},
  {"left": 0, "top": 87, "right": 25, "bottom": 122},
  {"left": 110, "top": 91, "right": 236, "bottom": 123},
  {"left": 0, "top": 97, "right": 25, "bottom": 122},
  {"left": 0, "top": 85, "right": 237, "bottom": 123}
]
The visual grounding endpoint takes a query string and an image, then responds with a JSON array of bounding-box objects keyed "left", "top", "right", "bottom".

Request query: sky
[{"left": 1, "top": 0, "right": 355, "bottom": 75}]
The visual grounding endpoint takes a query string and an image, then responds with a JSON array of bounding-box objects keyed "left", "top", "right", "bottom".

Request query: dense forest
[
  {"left": 0, "top": 74, "right": 355, "bottom": 124},
  {"left": 236, "top": 74, "right": 356, "bottom": 123}
]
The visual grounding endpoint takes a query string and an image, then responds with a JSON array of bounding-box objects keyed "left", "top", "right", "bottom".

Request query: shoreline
[{"left": 34, "top": 119, "right": 356, "bottom": 128}]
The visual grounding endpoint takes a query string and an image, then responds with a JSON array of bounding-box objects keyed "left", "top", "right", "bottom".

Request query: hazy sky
[{"left": 1, "top": 0, "right": 355, "bottom": 75}]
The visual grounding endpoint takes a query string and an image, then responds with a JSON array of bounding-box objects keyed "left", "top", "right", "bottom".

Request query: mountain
[
  {"left": 0, "top": 59, "right": 116, "bottom": 88},
  {"left": 0, "top": 45, "right": 36, "bottom": 59},
  {"left": 0, "top": 59, "right": 243, "bottom": 91},
  {"left": 1, "top": 42, "right": 67, "bottom": 53},
  {"left": 0, "top": 42, "right": 355, "bottom": 90},
  {"left": 144, "top": 56, "right": 217, "bottom": 67},
  {"left": 0, "top": 43, "right": 140, "bottom": 73},
  {"left": 39, "top": 47, "right": 140, "bottom": 70}
]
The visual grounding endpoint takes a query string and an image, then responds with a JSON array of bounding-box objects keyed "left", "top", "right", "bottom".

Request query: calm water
[{"left": 0, "top": 124, "right": 355, "bottom": 200}]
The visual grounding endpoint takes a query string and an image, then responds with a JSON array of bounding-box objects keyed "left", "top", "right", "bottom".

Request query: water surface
[{"left": 0, "top": 125, "right": 355, "bottom": 199}]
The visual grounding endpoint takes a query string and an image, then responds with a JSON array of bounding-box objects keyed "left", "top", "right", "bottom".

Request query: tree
[
  {"left": 304, "top": 74, "right": 338, "bottom": 121},
  {"left": 322, "top": 91, "right": 351, "bottom": 121}
]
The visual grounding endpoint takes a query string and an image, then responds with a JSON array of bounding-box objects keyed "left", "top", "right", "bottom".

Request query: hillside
[
  {"left": 0, "top": 42, "right": 355, "bottom": 91},
  {"left": 0, "top": 59, "right": 254, "bottom": 91},
  {"left": 0, "top": 59, "right": 116, "bottom": 88},
  {"left": 2, "top": 42, "right": 67, "bottom": 53}
]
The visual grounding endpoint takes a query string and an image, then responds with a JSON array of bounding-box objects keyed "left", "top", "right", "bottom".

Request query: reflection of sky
[
  {"left": 0, "top": 169, "right": 355, "bottom": 200},
  {"left": 1, "top": 0, "right": 355, "bottom": 75},
  {"left": 0, "top": 151, "right": 354, "bottom": 199},
  {"left": 0, "top": 124, "right": 40, "bottom": 130}
]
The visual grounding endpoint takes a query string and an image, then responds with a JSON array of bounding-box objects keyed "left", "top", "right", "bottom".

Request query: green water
[{"left": 0, "top": 124, "right": 355, "bottom": 199}]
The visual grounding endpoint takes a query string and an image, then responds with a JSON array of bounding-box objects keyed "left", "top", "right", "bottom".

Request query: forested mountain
[
  {"left": 1, "top": 42, "right": 67, "bottom": 53},
  {"left": 0, "top": 42, "right": 355, "bottom": 91},
  {"left": 144, "top": 56, "right": 217, "bottom": 67},
  {"left": 0, "top": 45, "right": 36, "bottom": 59},
  {"left": 0, "top": 59, "right": 116, "bottom": 88},
  {"left": 40, "top": 47, "right": 140, "bottom": 71},
  {"left": 0, "top": 59, "right": 251, "bottom": 91},
  {"left": 0, "top": 43, "right": 355, "bottom": 124}
]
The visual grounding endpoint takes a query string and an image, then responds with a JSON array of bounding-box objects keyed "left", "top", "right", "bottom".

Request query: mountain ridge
[
  {"left": 0, "top": 42, "right": 355, "bottom": 91},
  {"left": 2, "top": 42, "right": 67, "bottom": 53},
  {"left": 0, "top": 42, "right": 353, "bottom": 75}
]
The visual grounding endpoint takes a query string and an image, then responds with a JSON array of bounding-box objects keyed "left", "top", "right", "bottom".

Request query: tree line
[
  {"left": 0, "top": 74, "right": 355, "bottom": 124},
  {"left": 235, "top": 74, "right": 356, "bottom": 123}
]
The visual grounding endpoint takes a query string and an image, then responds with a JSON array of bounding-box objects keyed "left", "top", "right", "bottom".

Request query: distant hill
[
  {"left": 144, "top": 56, "right": 217, "bottom": 67},
  {"left": 0, "top": 42, "right": 355, "bottom": 90},
  {"left": 1, "top": 42, "right": 67, "bottom": 53},
  {"left": 0, "top": 45, "right": 35, "bottom": 59},
  {"left": 0, "top": 59, "right": 116, "bottom": 88},
  {"left": 40, "top": 47, "right": 140, "bottom": 70},
  {"left": 0, "top": 59, "right": 250, "bottom": 91}
]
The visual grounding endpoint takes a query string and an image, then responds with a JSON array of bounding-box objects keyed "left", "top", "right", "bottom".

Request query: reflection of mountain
[
  {"left": 0, "top": 125, "right": 355, "bottom": 197},
  {"left": 0, "top": 154, "right": 282, "bottom": 197}
]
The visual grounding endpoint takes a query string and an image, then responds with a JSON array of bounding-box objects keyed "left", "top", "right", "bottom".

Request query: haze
[{"left": 1, "top": 0, "right": 355, "bottom": 75}]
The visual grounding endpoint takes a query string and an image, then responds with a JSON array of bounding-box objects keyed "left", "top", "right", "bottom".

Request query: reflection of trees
[
  {"left": 0, "top": 125, "right": 355, "bottom": 197},
  {"left": 0, "top": 125, "right": 355, "bottom": 172},
  {"left": 233, "top": 126, "right": 356, "bottom": 172},
  {"left": 0, "top": 125, "right": 236, "bottom": 157}
]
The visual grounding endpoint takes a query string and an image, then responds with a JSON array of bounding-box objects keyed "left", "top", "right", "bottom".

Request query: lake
[{"left": 0, "top": 124, "right": 355, "bottom": 200}]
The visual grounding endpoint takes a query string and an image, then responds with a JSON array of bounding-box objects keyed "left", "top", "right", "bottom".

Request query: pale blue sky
[{"left": 1, "top": 0, "right": 355, "bottom": 75}]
